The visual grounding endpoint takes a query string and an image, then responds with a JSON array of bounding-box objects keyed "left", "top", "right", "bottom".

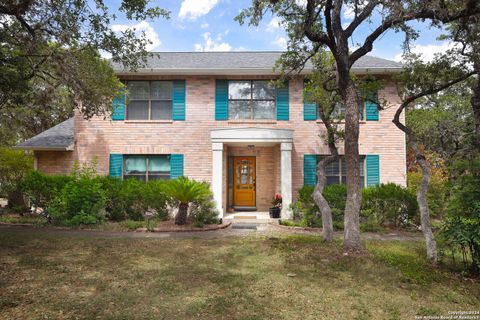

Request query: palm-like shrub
[{"left": 165, "top": 177, "right": 212, "bottom": 225}]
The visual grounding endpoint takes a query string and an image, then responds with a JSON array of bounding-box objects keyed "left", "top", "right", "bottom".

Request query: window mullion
[{"left": 250, "top": 81, "right": 254, "bottom": 119}]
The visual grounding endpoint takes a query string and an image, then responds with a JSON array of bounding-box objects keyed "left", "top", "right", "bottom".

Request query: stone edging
[
  {"left": 268, "top": 221, "right": 322, "bottom": 232},
  {"left": 135, "top": 221, "right": 232, "bottom": 233},
  {"left": 0, "top": 221, "right": 232, "bottom": 233}
]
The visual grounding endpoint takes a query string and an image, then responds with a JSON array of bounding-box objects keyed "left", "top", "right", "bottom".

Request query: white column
[
  {"left": 281, "top": 142, "right": 293, "bottom": 219},
  {"left": 212, "top": 142, "right": 224, "bottom": 220}
]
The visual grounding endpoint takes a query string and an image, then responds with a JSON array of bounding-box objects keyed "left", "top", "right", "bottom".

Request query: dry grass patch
[{"left": 0, "top": 230, "right": 478, "bottom": 320}]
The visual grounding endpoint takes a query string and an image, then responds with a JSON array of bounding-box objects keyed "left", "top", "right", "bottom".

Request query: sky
[{"left": 106, "top": 0, "right": 452, "bottom": 62}]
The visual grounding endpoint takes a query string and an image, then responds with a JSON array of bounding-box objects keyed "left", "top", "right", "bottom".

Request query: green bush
[
  {"left": 361, "top": 183, "right": 418, "bottom": 228},
  {"left": 0, "top": 147, "right": 33, "bottom": 211},
  {"left": 189, "top": 196, "right": 219, "bottom": 227},
  {"left": 119, "top": 219, "right": 146, "bottom": 231},
  {"left": 408, "top": 171, "right": 447, "bottom": 218},
  {"left": 49, "top": 176, "right": 107, "bottom": 226},
  {"left": 440, "top": 156, "right": 480, "bottom": 273},
  {"left": 144, "top": 179, "right": 170, "bottom": 220},
  {"left": 20, "top": 171, "right": 73, "bottom": 215}
]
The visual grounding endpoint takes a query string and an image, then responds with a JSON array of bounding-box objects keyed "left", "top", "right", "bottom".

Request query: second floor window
[
  {"left": 126, "top": 81, "right": 173, "bottom": 120},
  {"left": 228, "top": 80, "right": 276, "bottom": 119}
]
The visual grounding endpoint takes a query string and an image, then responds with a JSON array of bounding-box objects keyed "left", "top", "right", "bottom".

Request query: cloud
[
  {"left": 394, "top": 42, "right": 455, "bottom": 62},
  {"left": 201, "top": 22, "right": 209, "bottom": 29},
  {"left": 343, "top": 5, "right": 355, "bottom": 20},
  {"left": 272, "top": 36, "right": 287, "bottom": 49},
  {"left": 266, "top": 17, "right": 281, "bottom": 32},
  {"left": 194, "top": 32, "right": 232, "bottom": 51},
  {"left": 179, "top": 0, "right": 219, "bottom": 20},
  {"left": 111, "top": 21, "right": 161, "bottom": 51}
]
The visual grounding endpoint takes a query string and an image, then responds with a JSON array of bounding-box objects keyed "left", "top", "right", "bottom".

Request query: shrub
[
  {"left": 20, "top": 171, "right": 72, "bottom": 215},
  {"left": 0, "top": 147, "right": 33, "bottom": 211},
  {"left": 144, "top": 179, "right": 170, "bottom": 221},
  {"left": 189, "top": 196, "right": 219, "bottom": 227},
  {"left": 49, "top": 176, "right": 107, "bottom": 226},
  {"left": 361, "top": 183, "right": 418, "bottom": 228},
  {"left": 440, "top": 156, "right": 480, "bottom": 273},
  {"left": 166, "top": 177, "right": 213, "bottom": 225},
  {"left": 119, "top": 219, "right": 146, "bottom": 231},
  {"left": 408, "top": 171, "right": 447, "bottom": 218}
]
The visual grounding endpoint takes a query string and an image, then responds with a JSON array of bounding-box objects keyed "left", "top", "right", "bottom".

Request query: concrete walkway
[{"left": 0, "top": 223, "right": 423, "bottom": 241}]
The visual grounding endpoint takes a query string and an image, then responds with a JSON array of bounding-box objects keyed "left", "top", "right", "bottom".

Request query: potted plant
[{"left": 269, "top": 193, "right": 282, "bottom": 218}]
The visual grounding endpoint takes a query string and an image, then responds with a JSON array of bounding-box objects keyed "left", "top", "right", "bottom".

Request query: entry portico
[{"left": 210, "top": 128, "right": 293, "bottom": 219}]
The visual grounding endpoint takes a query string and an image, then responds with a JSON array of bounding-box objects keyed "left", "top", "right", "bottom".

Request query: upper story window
[
  {"left": 228, "top": 80, "right": 276, "bottom": 119},
  {"left": 318, "top": 156, "right": 365, "bottom": 187},
  {"left": 124, "top": 155, "right": 171, "bottom": 181},
  {"left": 126, "top": 81, "right": 173, "bottom": 120}
]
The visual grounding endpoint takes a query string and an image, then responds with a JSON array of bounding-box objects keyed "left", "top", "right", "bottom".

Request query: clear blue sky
[{"left": 106, "top": 0, "right": 450, "bottom": 62}]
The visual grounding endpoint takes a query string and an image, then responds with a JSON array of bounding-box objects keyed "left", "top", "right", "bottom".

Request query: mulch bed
[{"left": 136, "top": 220, "right": 232, "bottom": 232}]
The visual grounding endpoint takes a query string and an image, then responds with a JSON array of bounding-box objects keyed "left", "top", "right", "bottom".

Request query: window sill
[
  {"left": 227, "top": 120, "right": 278, "bottom": 124},
  {"left": 124, "top": 120, "right": 174, "bottom": 124}
]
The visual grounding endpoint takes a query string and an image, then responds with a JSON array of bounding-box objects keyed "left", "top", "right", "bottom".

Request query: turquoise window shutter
[
  {"left": 304, "top": 154, "right": 317, "bottom": 186},
  {"left": 112, "top": 89, "right": 125, "bottom": 121},
  {"left": 276, "top": 81, "right": 289, "bottom": 120},
  {"left": 170, "top": 154, "right": 184, "bottom": 179},
  {"left": 365, "top": 91, "right": 379, "bottom": 121},
  {"left": 366, "top": 154, "right": 380, "bottom": 186},
  {"left": 172, "top": 80, "right": 186, "bottom": 121},
  {"left": 304, "top": 102, "right": 317, "bottom": 121},
  {"left": 215, "top": 80, "right": 229, "bottom": 120},
  {"left": 109, "top": 154, "right": 123, "bottom": 178}
]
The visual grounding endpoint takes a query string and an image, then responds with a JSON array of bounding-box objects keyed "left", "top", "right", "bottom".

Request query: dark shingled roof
[
  {"left": 16, "top": 118, "right": 74, "bottom": 150},
  {"left": 112, "top": 51, "right": 402, "bottom": 72}
]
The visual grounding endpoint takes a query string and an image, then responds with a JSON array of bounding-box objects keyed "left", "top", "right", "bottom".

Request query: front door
[{"left": 233, "top": 156, "right": 256, "bottom": 207}]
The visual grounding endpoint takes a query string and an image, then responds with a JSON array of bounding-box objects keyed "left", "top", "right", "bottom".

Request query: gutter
[{"left": 14, "top": 144, "right": 74, "bottom": 151}]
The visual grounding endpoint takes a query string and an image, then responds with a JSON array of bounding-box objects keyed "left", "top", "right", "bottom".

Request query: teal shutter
[
  {"left": 366, "top": 154, "right": 380, "bottom": 186},
  {"left": 215, "top": 80, "right": 229, "bottom": 120},
  {"left": 170, "top": 154, "right": 184, "bottom": 179},
  {"left": 172, "top": 80, "right": 186, "bottom": 120},
  {"left": 109, "top": 154, "right": 123, "bottom": 178},
  {"left": 112, "top": 89, "right": 125, "bottom": 121},
  {"left": 304, "top": 102, "right": 317, "bottom": 121},
  {"left": 276, "top": 82, "right": 289, "bottom": 120},
  {"left": 365, "top": 91, "right": 379, "bottom": 121},
  {"left": 304, "top": 154, "right": 317, "bottom": 186}
]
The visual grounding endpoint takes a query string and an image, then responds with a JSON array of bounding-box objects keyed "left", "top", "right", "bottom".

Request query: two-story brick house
[{"left": 17, "top": 52, "right": 405, "bottom": 219}]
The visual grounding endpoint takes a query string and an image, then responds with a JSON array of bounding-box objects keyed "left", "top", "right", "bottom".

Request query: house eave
[
  {"left": 15, "top": 144, "right": 74, "bottom": 151},
  {"left": 115, "top": 67, "right": 403, "bottom": 76}
]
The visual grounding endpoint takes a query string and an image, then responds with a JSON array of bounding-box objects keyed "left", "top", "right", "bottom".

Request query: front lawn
[{"left": 0, "top": 230, "right": 478, "bottom": 320}]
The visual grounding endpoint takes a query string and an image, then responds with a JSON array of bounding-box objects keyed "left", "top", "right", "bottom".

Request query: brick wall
[{"left": 37, "top": 75, "right": 406, "bottom": 208}]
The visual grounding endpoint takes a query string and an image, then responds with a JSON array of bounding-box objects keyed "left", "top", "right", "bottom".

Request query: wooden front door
[{"left": 233, "top": 156, "right": 256, "bottom": 207}]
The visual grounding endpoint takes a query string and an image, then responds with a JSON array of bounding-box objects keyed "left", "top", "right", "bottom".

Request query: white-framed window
[
  {"left": 228, "top": 80, "right": 276, "bottom": 119},
  {"left": 126, "top": 81, "right": 173, "bottom": 120},
  {"left": 123, "top": 155, "right": 171, "bottom": 181},
  {"left": 318, "top": 156, "right": 366, "bottom": 187}
]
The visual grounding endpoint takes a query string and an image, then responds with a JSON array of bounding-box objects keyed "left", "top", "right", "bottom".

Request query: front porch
[{"left": 210, "top": 128, "right": 294, "bottom": 220}]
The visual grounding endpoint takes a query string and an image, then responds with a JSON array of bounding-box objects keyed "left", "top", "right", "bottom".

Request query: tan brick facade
[{"left": 36, "top": 76, "right": 406, "bottom": 211}]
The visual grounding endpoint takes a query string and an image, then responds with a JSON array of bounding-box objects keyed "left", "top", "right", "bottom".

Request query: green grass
[{"left": 0, "top": 230, "right": 478, "bottom": 320}]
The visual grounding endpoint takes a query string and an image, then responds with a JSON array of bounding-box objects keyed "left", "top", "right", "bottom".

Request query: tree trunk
[
  {"left": 313, "top": 156, "right": 337, "bottom": 242},
  {"left": 175, "top": 203, "right": 189, "bottom": 225},
  {"left": 471, "top": 73, "right": 480, "bottom": 149},
  {"left": 414, "top": 147, "right": 438, "bottom": 264},
  {"left": 7, "top": 190, "right": 28, "bottom": 214},
  {"left": 343, "top": 81, "right": 363, "bottom": 252}
]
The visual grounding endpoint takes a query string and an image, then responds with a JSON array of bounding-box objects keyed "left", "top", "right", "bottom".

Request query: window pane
[
  {"left": 124, "top": 175, "right": 147, "bottom": 182},
  {"left": 151, "top": 101, "right": 172, "bottom": 120},
  {"left": 331, "top": 102, "right": 346, "bottom": 119},
  {"left": 252, "top": 81, "right": 275, "bottom": 99},
  {"left": 148, "top": 174, "right": 170, "bottom": 181},
  {"left": 151, "top": 81, "right": 172, "bottom": 100},
  {"left": 128, "top": 82, "right": 150, "bottom": 100},
  {"left": 359, "top": 158, "right": 365, "bottom": 176},
  {"left": 124, "top": 156, "right": 146, "bottom": 174},
  {"left": 148, "top": 156, "right": 170, "bottom": 174},
  {"left": 326, "top": 161, "right": 340, "bottom": 176},
  {"left": 229, "top": 101, "right": 251, "bottom": 119},
  {"left": 327, "top": 176, "right": 340, "bottom": 185},
  {"left": 127, "top": 101, "right": 149, "bottom": 120},
  {"left": 253, "top": 101, "right": 275, "bottom": 119},
  {"left": 341, "top": 158, "right": 346, "bottom": 176},
  {"left": 229, "top": 81, "right": 251, "bottom": 99}
]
